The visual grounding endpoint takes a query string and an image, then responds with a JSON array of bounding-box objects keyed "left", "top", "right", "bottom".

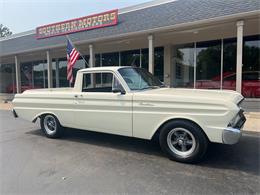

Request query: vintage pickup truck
[{"left": 12, "top": 66, "right": 246, "bottom": 163}]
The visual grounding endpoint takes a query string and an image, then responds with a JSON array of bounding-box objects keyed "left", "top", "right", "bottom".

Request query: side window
[{"left": 82, "top": 72, "right": 124, "bottom": 93}]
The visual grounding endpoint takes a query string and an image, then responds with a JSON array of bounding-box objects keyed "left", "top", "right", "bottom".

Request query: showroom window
[
  {"left": 196, "top": 40, "right": 221, "bottom": 89},
  {"left": 95, "top": 54, "right": 101, "bottom": 67},
  {"left": 20, "top": 60, "right": 47, "bottom": 92},
  {"left": 140, "top": 47, "right": 164, "bottom": 82},
  {"left": 57, "top": 58, "right": 70, "bottom": 87},
  {"left": 173, "top": 35, "right": 259, "bottom": 98},
  {"left": 242, "top": 35, "right": 260, "bottom": 98},
  {"left": 174, "top": 41, "right": 223, "bottom": 89},
  {"left": 0, "top": 64, "right": 16, "bottom": 93},
  {"left": 121, "top": 49, "right": 141, "bottom": 67},
  {"left": 93, "top": 48, "right": 164, "bottom": 81},
  {"left": 223, "top": 38, "right": 237, "bottom": 91},
  {"left": 141, "top": 48, "right": 149, "bottom": 70},
  {"left": 154, "top": 47, "right": 164, "bottom": 82},
  {"left": 54, "top": 47, "right": 165, "bottom": 88},
  {"left": 173, "top": 43, "right": 195, "bottom": 88},
  {"left": 52, "top": 59, "right": 57, "bottom": 88},
  {"left": 33, "top": 60, "right": 48, "bottom": 88},
  {"left": 102, "top": 52, "right": 119, "bottom": 66}
]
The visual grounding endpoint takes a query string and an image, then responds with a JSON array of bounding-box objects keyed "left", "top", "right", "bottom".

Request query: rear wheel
[
  {"left": 40, "top": 114, "right": 63, "bottom": 138},
  {"left": 159, "top": 120, "right": 208, "bottom": 163}
]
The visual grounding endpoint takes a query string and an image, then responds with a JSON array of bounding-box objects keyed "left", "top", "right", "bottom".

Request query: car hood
[{"left": 134, "top": 88, "right": 244, "bottom": 105}]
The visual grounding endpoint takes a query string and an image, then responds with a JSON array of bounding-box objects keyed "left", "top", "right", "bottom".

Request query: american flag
[{"left": 67, "top": 39, "right": 80, "bottom": 83}]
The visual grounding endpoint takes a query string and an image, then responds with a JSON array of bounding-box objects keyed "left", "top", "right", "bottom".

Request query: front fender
[{"left": 149, "top": 115, "right": 206, "bottom": 140}]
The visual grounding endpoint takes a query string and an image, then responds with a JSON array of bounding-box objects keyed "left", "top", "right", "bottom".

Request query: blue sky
[{"left": 0, "top": 0, "right": 151, "bottom": 34}]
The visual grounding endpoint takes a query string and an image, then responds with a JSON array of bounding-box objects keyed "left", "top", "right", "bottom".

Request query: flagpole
[{"left": 66, "top": 35, "right": 89, "bottom": 67}]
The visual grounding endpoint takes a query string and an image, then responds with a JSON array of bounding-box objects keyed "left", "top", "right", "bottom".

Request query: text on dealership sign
[{"left": 36, "top": 9, "right": 118, "bottom": 39}]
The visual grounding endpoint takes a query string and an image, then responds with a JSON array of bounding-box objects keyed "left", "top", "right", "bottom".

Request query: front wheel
[
  {"left": 159, "top": 120, "right": 208, "bottom": 163},
  {"left": 40, "top": 114, "right": 63, "bottom": 138}
]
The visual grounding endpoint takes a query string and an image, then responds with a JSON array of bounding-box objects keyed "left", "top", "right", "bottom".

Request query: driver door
[{"left": 73, "top": 71, "right": 133, "bottom": 137}]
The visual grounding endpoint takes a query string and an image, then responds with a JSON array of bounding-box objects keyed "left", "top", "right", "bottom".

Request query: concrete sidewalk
[
  {"left": 1, "top": 102, "right": 259, "bottom": 132},
  {"left": 0, "top": 102, "right": 13, "bottom": 111},
  {"left": 243, "top": 112, "right": 260, "bottom": 133}
]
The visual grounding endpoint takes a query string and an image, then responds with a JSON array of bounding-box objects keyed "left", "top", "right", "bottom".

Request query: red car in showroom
[{"left": 194, "top": 71, "right": 260, "bottom": 98}]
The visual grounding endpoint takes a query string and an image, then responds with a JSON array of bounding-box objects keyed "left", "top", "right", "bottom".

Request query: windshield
[{"left": 118, "top": 67, "right": 164, "bottom": 90}]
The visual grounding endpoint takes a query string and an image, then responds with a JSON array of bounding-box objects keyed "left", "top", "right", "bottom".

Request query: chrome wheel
[
  {"left": 167, "top": 128, "right": 196, "bottom": 157},
  {"left": 43, "top": 115, "right": 57, "bottom": 135}
]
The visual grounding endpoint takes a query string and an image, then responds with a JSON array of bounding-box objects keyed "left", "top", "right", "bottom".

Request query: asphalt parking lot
[{"left": 0, "top": 110, "right": 259, "bottom": 194}]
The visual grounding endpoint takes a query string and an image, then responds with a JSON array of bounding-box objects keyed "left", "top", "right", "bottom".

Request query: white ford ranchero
[{"left": 12, "top": 67, "right": 246, "bottom": 163}]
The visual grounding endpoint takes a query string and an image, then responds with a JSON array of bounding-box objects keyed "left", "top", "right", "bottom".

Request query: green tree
[{"left": 0, "top": 24, "right": 12, "bottom": 37}]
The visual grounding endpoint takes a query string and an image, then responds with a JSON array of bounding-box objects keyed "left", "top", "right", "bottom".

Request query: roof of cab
[{"left": 78, "top": 66, "right": 133, "bottom": 73}]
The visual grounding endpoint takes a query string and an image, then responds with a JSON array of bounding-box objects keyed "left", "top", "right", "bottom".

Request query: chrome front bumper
[{"left": 222, "top": 127, "right": 242, "bottom": 145}]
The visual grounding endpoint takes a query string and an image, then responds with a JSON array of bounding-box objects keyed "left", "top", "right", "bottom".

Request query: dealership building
[{"left": 0, "top": 0, "right": 259, "bottom": 110}]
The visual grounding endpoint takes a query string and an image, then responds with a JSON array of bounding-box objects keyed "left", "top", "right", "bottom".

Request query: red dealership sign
[{"left": 36, "top": 9, "right": 118, "bottom": 39}]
